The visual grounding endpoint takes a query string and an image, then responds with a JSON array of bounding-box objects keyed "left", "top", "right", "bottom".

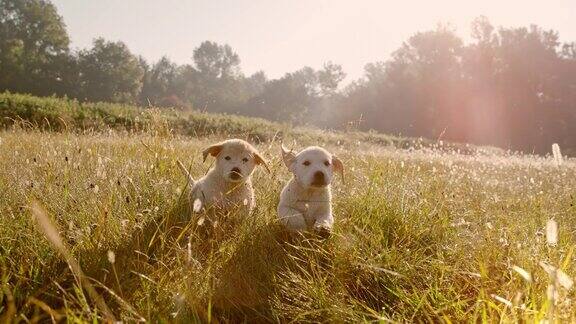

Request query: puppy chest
[
  {"left": 202, "top": 184, "right": 253, "bottom": 208},
  {"left": 294, "top": 197, "right": 328, "bottom": 217}
]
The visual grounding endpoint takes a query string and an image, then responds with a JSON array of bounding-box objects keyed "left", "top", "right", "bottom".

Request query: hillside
[
  {"left": 0, "top": 93, "right": 575, "bottom": 322},
  {"left": 0, "top": 92, "right": 507, "bottom": 156}
]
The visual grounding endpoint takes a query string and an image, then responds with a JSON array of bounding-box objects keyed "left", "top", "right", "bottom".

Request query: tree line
[{"left": 1, "top": 0, "right": 575, "bottom": 154}]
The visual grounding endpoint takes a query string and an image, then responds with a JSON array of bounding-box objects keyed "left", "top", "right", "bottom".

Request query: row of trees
[
  {"left": 0, "top": 0, "right": 143, "bottom": 102},
  {"left": 330, "top": 18, "right": 576, "bottom": 154},
  {"left": 140, "top": 44, "right": 345, "bottom": 124},
  {"left": 1, "top": 0, "right": 575, "bottom": 154},
  {"left": 0, "top": 0, "right": 346, "bottom": 122}
]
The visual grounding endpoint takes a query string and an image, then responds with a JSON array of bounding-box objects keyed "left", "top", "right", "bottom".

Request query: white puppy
[
  {"left": 277, "top": 145, "right": 344, "bottom": 236},
  {"left": 180, "top": 139, "right": 269, "bottom": 215}
]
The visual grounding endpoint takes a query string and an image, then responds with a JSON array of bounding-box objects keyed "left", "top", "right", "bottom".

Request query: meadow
[{"left": 0, "top": 93, "right": 575, "bottom": 322}]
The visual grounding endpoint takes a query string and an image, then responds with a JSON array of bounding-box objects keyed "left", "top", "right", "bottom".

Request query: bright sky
[{"left": 52, "top": 0, "right": 576, "bottom": 80}]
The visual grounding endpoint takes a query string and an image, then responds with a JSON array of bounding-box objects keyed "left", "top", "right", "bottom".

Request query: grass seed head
[
  {"left": 552, "top": 143, "right": 563, "bottom": 166},
  {"left": 512, "top": 265, "right": 533, "bottom": 283},
  {"left": 107, "top": 250, "right": 116, "bottom": 264},
  {"left": 546, "top": 219, "right": 558, "bottom": 246}
]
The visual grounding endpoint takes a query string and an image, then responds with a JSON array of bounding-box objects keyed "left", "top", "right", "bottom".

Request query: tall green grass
[{"left": 0, "top": 93, "right": 575, "bottom": 322}]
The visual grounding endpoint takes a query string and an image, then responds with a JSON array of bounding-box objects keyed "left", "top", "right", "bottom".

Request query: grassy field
[{"left": 1, "top": 94, "right": 576, "bottom": 322}]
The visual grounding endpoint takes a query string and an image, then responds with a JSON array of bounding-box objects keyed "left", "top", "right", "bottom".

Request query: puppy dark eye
[
  {"left": 242, "top": 157, "right": 249, "bottom": 163},
  {"left": 324, "top": 160, "right": 331, "bottom": 166},
  {"left": 303, "top": 161, "right": 310, "bottom": 166},
  {"left": 224, "top": 156, "right": 231, "bottom": 161}
]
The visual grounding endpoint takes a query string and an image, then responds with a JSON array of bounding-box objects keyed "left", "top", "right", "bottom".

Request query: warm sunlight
[
  {"left": 52, "top": 0, "right": 576, "bottom": 79},
  {"left": 1, "top": 0, "right": 575, "bottom": 322}
]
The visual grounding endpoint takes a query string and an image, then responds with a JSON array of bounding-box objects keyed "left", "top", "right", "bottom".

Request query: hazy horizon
[{"left": 51, "top": 0, "right": 576, "bottom": 80}]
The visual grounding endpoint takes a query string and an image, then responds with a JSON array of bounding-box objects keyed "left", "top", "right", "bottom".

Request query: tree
[
  {"left": 333, "top": 19, "right": 576, "bottom": 155},
  {"left": 372, "top": 25, "right": 464, "bottom": 137},
  {"left": 1, "top": 2, "right": 575, "bottom": 155},
  {"left": 244, "top": 71, "right": 267, "bottom": 98},
  {"left": 140, "top": 56, "right": 180, "bottom": 107},
  {"left": 317, "top": 62, "right": 346, "bottom": 96},
  {"left": 193, "top": 41, "right": 240, "bottom": 79},
  {"left": 185, "top": 41, "right": 246, "bottom": 111},
  {"left": 243, "top": 67, "right": 318, "bottom": 122},
  {"left": 77, "top": 38, "right": 144, "bottom": 103},
  {"left": 0, "top": 0, "right": 73, "bottom": 95},
  {"left": 489, "top": 24, "right": 571, "bottom": 152}
]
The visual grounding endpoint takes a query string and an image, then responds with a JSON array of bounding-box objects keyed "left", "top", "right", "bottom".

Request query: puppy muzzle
[
  {"left": 229, "top": 167, "right": 242, "bottom": 180},
  {"left": 311, "top": 171, "right": 327, "bottom": 187}
]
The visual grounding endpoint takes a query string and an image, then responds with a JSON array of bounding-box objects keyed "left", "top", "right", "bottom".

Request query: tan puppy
[
  {"left": 278, "top": 145, "right": 344, "bottom": 236},
  {"left": 180, "top": 139, "right": 269, "bottom": 215}
]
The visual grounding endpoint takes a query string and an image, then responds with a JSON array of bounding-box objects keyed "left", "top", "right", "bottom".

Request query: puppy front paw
[{"left": 313, "top": 224, "right": 332, "bottom": 239}]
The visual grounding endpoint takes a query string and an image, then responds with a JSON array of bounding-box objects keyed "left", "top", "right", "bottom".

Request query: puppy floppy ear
[
  {"left": 281, "top": 144, "right": 296, "bottom": 170},
  {"left": 332, "top": 155, "right": 345, "bottom": 183},
  {"left": 253, "top": 151, "right": 271, "bottom": 173},
  {"left": 202, "top": 142, "right": 223, "bottom": 162}
]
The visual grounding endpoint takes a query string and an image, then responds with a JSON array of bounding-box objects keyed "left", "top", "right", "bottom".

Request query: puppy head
[
  {"left": 203, "top": 139, "right": 270, "bottom": 183},
  {"left": 281, "top": 145, "right": 343, "bottom": 189}
]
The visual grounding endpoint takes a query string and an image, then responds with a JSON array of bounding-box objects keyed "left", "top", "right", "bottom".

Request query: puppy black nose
[
  {"left": 312, "top": 171, "right": 326, "bottom": 186},
  {"left": 230, "top": 167, "right": 242, "bottom": 180}
]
